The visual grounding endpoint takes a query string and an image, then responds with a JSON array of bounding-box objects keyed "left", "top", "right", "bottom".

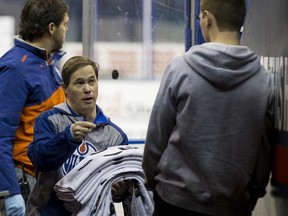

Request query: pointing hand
[{"left": 71, "top": 121, "right": 96, "bottom": 142}]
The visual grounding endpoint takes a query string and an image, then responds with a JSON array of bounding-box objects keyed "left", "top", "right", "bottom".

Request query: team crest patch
[{"left": 61, "top": 140, "right": 98, "bottom": 175}]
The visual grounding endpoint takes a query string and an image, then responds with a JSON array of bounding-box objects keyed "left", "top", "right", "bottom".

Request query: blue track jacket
[
  {"left": 26, "top": 102, "right": 128, "bottom": 215},
  {"left": 0, "top": 36, "right": 66, "bottom": 196}
]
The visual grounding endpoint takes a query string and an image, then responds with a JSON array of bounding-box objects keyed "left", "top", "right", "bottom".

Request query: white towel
[{"left": 54, "top": 146, "right": 154, "bottom": 216}]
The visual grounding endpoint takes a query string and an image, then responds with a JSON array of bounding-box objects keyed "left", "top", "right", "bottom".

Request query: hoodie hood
[{"left": 183, "top": 43, "right": 261, "bottom": 88}]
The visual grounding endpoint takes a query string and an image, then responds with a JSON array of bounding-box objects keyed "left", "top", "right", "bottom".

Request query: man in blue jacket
[
  {"left": 0, "top": 0, "right": 69, "bottom": 215},
  {"left": 26, "top": 56, "right": 129, "bottom": 215}
]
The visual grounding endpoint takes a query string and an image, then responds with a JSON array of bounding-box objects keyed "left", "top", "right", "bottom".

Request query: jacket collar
[{"left": 14, "top": 35, "right": 66, "bottom": 64}]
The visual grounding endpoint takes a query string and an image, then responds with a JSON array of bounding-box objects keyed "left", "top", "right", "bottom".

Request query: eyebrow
[{"left": 74, "top": 76, "right": 96, "bottom": 82}]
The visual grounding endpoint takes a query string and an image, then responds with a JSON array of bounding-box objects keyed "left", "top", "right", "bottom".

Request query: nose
[{"left": 83, "top": 83, "right": 92, "bottom": 93}]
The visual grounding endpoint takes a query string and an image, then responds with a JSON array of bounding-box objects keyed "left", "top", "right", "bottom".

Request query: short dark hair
[
  {"left": 19, "top": 0, "right": 69, "bottom": 41},
  {"left": 200, "top": 0, "right": 246, "bottom": 32},
  {"left": 62, "top": 56, "right": 100, "bottom": 87}
]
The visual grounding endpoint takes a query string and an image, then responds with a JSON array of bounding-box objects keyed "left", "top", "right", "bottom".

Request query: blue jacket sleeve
[
  {"left": 27, "top": 114, "right": 80, "bottom": 172},
  {"left": 0, "top": 65, "right": 27, "bottom": 195}
]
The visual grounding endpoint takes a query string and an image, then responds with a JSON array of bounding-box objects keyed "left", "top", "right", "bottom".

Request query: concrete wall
[
  {"left": 241, "top": 0, "right": 288, "bottom": 57},
  {"left": 242, "top": 0, "right": 288, "bottom": 216}
]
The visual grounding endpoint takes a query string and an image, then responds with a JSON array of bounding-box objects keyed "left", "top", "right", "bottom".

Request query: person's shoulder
[
  {"left": 259, "top": 65, "right": 274, "bottom": 82},
  {"left": 107, "top": 119, "right": 127, "bottom": 136},
  {"left": 37, "top": 106, "right": 62, "bottom": 120},
  {"left": 0, "top": 47, "right": 21, "bottom": 65},
  {"left": 0, "top": 45, "right": 37, "bottom": 71},
  {"left": 177, "top": 44, "right": 205, "bottom": 64},
  {"left": 0, "top": 49, "right": 29, "bottom": 82}
]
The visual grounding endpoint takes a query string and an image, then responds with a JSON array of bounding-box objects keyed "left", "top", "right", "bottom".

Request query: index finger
[{"left": 76, "top": 121, "right": 96, "bottom": 129}]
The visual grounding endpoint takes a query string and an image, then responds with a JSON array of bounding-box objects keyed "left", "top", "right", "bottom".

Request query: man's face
[
  {"left": 64, "top": 65, "right": 98, "bottom": 116},
  {"left": 52, "top": 13, "right": 69, "bottom": 50}
]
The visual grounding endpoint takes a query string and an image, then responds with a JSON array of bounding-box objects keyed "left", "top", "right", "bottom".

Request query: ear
[
  {"left": 48, "top": 23, "right": 56, "bottom": 35},
  {"left": 203, "top": 10, "right": 212, "bottom": 28},
  {"left": 208, "top": 11, "right": 217, "bottom": 26}
]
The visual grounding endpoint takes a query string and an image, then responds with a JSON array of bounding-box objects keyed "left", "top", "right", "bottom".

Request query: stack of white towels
[{"left": 54, "top": 145, "right": 154, "bottom": 216}]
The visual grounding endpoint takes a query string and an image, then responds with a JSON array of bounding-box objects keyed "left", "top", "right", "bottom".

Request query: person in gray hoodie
[{"left": 142, "top": 0, "right": 275, "bottom": 216}]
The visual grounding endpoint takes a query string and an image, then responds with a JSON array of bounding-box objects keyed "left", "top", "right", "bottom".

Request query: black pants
[{"left": 153, "top": 192, "right": 212, "bottom": 216}]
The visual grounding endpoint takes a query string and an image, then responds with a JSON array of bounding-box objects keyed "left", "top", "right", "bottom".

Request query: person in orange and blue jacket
[{"left": 0, "top": 0, "right": 69, "bottom": 215}]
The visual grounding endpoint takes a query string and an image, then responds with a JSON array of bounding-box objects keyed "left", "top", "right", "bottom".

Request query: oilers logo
[{"left": 61, "top": 140, "right": 98, "bottom": 175}]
